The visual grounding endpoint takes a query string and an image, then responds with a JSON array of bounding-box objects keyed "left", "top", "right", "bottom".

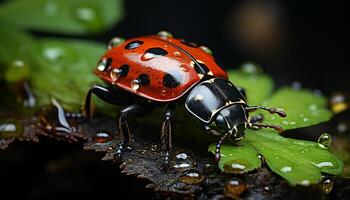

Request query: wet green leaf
[
  {"left": 245, "top": 129, "right": 343, "bottom": 185},
  {"left": 227, "top": 69, "right": 273, "bottom": 105},
  {"left": 31, "top": 38, "right": 105, "bottom": 110},
  {"left": 209, "top": 141, "right": 261, "bottom": 174},
  {"left": 0, "top": 0, "right": 124, "bottom": 34},
  {"left": 260, "top": 87, "right": 333, "bottom": 130},
  {"left": 210, "top": 129, "right": 343, "bottom": 185}
]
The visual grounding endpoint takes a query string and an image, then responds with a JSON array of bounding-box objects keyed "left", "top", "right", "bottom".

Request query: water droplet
[
  {"left": 97, "top": 59, "right": 107, "bottom": 71},
  {"left": 280, "top": 166, "right": 292, "bottom": 173},
  {"left": 160, "top": 89, "right": 167, "bottom": 96},
  {"left": 264, "top": 186, "right": 270, "bottom": 191},
  {"left": 316, "top": 161, "right": 334, "bottom": 168},
  {"left": 239, "top": 62, "right": 262, "bottom": 74},
  {"left": 322, "top": 178, "right": 334, "bottom": 194},
  {"left": 202, "top": 163, "right": 218, "bottom": 175},
  {"left": 108, "top": 37, "right": 125, "bottom": 49},
  {"left": 309, "top": 104, "right": 318, "bottom": 111},
  {"left": 337, "top": 122, "right": 349, "bottom": 134},
  {"left": 223, "top": 160, "right": 250, "bottom": 174},
  {"left": 43, "top": 47, "right": 64, "bottom": 62},
  {"left": 170, "top": 148, "right": 196, "bottom": 172},
  {"left": 329, "top": 92, "right": 349, "bottom": 114},
  {"left": 5, "top": 60, "right": 31, "bottom": 83},
  {"left": 224, "top": 177, "right": 247, "bottom": 198},
  {"left": 0, "top": 120, "right": 23, "bottom": 139},
  {"left": 75, "top": 6, "right": 102, "bottom": 31},
  {"left": 317, "top": 133, "right": 332, "bottom": 149},
  {"left": 171, "top": 182, "right": 191, "bottom": 194},
  {"left": 157, "top": 31, "right": 173, "bottom": 38},
  {"left": 44, "top": 1, "right": 58, "bottom": 15},
  {"left": 109, "top": 68, "right": 121, "bottom": 81},
  {"left": 300, "top": 180, "right": 310, "bottom": 186},
  {"left": 180, "top": 169, "right": 204, "bottom": 184},
  {"left": 93, "top": 132, "right": 112, "bottom": 143},
  {"left": 141, "top": 52, "right": 155, "bottom": 61},
  {"left": 131, "top": 79, "right": 140, "bottom": 90},
  {"left": 179, "top": 64, "right": 188, "bottom": 72},
  {"left": 303, "top": 117, "right": 309, "bottom": 122},
  {"left": 173, "top": 51, "right": 182, "bottom": 57},
  {"left": 291, "top": 82, "right": 302, "bottom": 90},
  {"left": 199, "top": 45, "right": 213, "bottom": 55}
]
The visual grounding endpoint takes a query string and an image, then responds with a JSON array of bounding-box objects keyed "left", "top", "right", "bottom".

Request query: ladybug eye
[
  {"left": 215, "top": 114, "right": 228, "bottom": 131},
  {"left": 108, "top": 37, "right": 125, "bottom": 49}
]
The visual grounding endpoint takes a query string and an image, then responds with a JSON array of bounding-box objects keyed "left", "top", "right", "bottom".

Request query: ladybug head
[{"left": 213, "top": 104, "right": 248, "bottom": 141}]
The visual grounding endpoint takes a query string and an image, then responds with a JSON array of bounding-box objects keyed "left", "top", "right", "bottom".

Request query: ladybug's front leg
[
  {"left": 82, "top": 85, "right": 130, "bottom": 119},
  {"left": 115, "top": 103, "right": 155, "bottom": 158}
]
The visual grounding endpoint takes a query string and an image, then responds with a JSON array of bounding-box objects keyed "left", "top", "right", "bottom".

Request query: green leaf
[
  {"left": 31, "top": 38, "right": 106, "bottom": 110},
  {"left": 245, "top": 129, "right": 343, "bottom": 185},
  {"left": 0, "top": 0, "right": 124, "bottom": 34},
  {"left": 227, "top": 69, "right": 273, "bottom": 105},
  {"left": 209, "top": 141, "right": 261, "bottom": 174},
  {"left": 260, "top": 87, "right": 333, "bottom": 130},
  {"left": 210, "top": 129, "right": 343, "bottom": 185}
]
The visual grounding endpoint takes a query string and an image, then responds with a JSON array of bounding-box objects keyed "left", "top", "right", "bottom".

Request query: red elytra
[{"left": 94, "top": 35, "right": 228, "bottom": 102}]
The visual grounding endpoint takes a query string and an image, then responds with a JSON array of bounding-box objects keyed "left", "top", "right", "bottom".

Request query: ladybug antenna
[
  {"left": 214, "top": 132, "right": 230, "bottom": 162},
  {"left": 246, "top": 106, "right": 286, "bottom": 117},
  {"left": 249, "top": 123, "right": 283, "bottom": 133}
]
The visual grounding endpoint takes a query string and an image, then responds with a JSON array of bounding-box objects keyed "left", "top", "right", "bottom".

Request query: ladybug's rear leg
[
  {"left": 116, "top": 103, "right": 155, "bottom": 158},
  {"left": 160, "top": 104, "right": 175, "bottom": 166}
]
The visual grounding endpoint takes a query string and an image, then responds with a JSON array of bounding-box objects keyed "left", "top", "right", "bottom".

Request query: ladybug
[{"left": 82, "top": 31, "right": 286, "bottom": 163}]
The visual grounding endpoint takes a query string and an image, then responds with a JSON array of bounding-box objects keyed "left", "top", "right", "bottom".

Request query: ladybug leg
[
  {"left": 160, "top": 104, "right": 175, "bottom": 166},
  {"left": 203, "top": 124, "right": 221, "bottom": 136},
  {"left": 81, "top": 85, "right": 130, "bottom": 119},
  {"left": 115, "top": 103, "right": 155, "bottom": 158}
]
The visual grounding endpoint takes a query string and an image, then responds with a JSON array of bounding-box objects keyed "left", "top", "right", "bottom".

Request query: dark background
[{"left": 0, "top": 0, "right": 346, "bottom": 199}]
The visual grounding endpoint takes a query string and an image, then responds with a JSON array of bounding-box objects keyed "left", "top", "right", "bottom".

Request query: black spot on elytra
[
  {"left": 180, "top": 39, "right": 198, "bottom": 48},
  {"left": 138, "top": 74, "right": 150, "bottom": 85},
  {"left": 145, "top": 47, "right": 168, "bottom": 56},
  {"left": 194, "top": 62, "right": 210, "bottom": 74},
  {"left": 163, "top": 72, "right": 181, "bottom": 88},
  {"left": 125, "top": 40, "right": 144, "bottom": 50},
  {"left": 120, "top": 64, "right": 130, "bottom": 76}
]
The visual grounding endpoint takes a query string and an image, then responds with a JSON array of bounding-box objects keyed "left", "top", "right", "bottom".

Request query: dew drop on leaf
[
  {"left": 317, "top": 133, "right": 332, "bottom": 149},
  {"left": 223, "top": 159, "right": 251, "bottom": 174}
]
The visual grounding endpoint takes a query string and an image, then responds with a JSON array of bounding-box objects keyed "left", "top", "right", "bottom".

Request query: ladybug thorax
[{"left": 94, "top": 34, "right": 228, "bottom": 102}]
